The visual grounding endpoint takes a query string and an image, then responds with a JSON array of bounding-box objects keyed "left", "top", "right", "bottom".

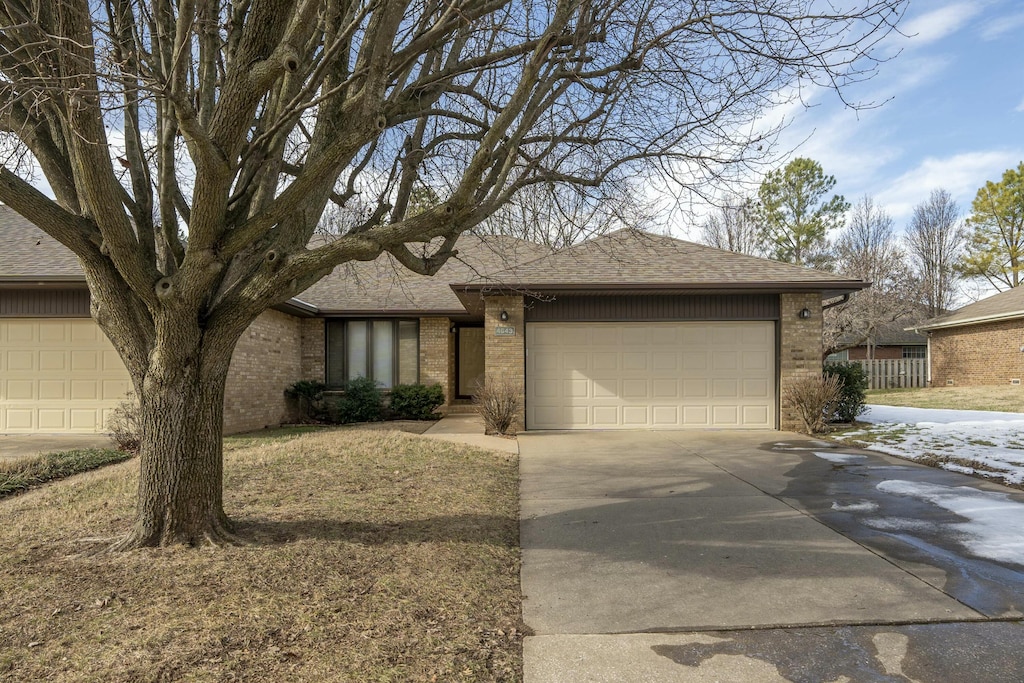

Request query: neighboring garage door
[
  {"left": 526, "top": 322, "right": 775, "bottom": 430},
  {"left": 0, "top": 319, "right": 130, "bottom": 433}
]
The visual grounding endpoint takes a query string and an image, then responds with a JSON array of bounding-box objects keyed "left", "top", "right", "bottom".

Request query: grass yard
[
  {"left": 866, "top": 385, "right": 1024, "bottom": 414},
  {"left": 0, "top": 428, "right": 521, "bottom": 682}
]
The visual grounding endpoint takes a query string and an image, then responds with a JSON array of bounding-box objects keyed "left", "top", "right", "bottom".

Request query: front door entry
[{"left": 457, "top": 327, "right": 485, "bottom": 398}]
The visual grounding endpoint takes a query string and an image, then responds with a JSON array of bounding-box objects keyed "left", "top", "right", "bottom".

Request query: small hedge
[
  {"left": 389, "top": 383, "right": 444, "bottom": 421},
  {"left": 824, "top": 361, "right": 869, "bottom": 423},
  {"left": 329, "top": 376, "right": 384, "bottom": 424},
  {"left": 0, "top": 449, "right": 133, "bottom": 498}
]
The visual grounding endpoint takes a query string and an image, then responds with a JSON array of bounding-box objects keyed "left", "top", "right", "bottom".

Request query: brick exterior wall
[
  {"left": 419, "top": 317, "right": 453, "bottom": 404},
  {"left": 224, "top": 309, "right": 303, "bottom": 434},
  {"left": 778, "top": 293, "right": 823, "bottom": 432},
  {"left": 848, "top": 345, "right": 913, "bottom": 360},
  {"left": 484, "top": 296, "right": 525, "bottom": 432},
  {"left": 300, "top": 318, "right": 325, "bottom": 381},
  {"left": 929, "top": 319, "right": 1024, "bottom": 386}
]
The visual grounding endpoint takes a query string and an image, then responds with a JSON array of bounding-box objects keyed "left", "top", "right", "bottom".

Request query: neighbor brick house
[
  {"left": 912, "top": 286, "right": 1024, "bottom": 387},
  {"left": 827, "top": 319, "right": 928, "bottom": 362},
  {"left": 0, "top": 206, "right": 868, "bottom": 434}
]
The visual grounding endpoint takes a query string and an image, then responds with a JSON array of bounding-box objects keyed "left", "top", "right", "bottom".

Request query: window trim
[
  {"left": 325, "top": 318, "right": 419, "bottom": 389},
  {"left": 901, "top": 345, "right": 926, "bottom": 359}
]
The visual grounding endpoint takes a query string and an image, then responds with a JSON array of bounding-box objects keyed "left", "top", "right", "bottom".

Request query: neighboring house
[
  {"left": 0, "top": 206, "right": 868, "bottom": 434},
  {"left": 827, "top": 319, "right": 928, "bottom": 362},
  {"left": 912, "top": 287, "right": 1024, "bottom": 387}
]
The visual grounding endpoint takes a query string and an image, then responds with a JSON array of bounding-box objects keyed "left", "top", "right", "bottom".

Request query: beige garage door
[
  {"left": 526, "top": 322, "right": 775, "bottom": 430},
  {"left": 0, "top": 319, "right": 130, "bottom": 433}
]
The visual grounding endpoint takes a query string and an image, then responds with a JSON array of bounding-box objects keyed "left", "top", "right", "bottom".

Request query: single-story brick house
[
  {"left": 0, "top": 206, "right": 868, "bottom": 434},
  {"left": 827, "top": 319, "right": 928, "bottom": 362},
  {"left": 912, "top": 286, "right": 1024, "bottom": 386}
]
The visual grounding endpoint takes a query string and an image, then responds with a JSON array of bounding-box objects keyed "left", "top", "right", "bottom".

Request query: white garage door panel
[
  {"left": 1, "top": 319, "right": 130, "bottom": 433},
  {"left": 526, "top": 322, "right": 775, "bottom": 430}
]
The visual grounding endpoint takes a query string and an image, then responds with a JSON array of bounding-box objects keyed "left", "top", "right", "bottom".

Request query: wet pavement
[
  {"left": 520, "top": 430, "right": 1024, "bottom": 682},
  {"left": 775, "top": 439, "right": 1024, "bottom": 619}
]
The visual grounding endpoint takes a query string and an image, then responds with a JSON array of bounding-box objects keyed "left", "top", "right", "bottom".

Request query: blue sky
[{"left": 750, "top": 0, "right": 1024, "bottom": 231}]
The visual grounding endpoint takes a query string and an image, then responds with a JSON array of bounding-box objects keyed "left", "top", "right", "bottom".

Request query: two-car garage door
[
  {"left": 0, "top": 319, "right": 130, "bottom": 433},
  {"left": 526, "top": 322, "right": 775, "bottom": 430}
]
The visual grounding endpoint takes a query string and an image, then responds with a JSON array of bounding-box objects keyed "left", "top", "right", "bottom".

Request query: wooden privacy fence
[{"left": 844, "top": 359, "right": 928, "bottom": 390}]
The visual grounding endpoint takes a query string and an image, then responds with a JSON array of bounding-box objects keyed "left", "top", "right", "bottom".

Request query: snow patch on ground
[
  {"left": 814, "top": 452, "right": 867, "bottom": 465},
  {"left": 862, "top": 405, "right": 1024, "bottom": 425},
  {"left": 877, "top": 480, "right": 1024, "bottom": 565},
  {"left": 834, "top": 405, "right": 1024, "bottom": 487}
]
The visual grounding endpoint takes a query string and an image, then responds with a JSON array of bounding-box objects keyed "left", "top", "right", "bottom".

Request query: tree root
[{"left": 107, "top": 512, "right": 250, "bottom": 551}]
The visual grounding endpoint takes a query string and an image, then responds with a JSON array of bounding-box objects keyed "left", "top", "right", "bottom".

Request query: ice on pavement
[
  {"left": 831, "top": 500, "right": 879, "bottom": 512},
  {"left": 877, "top": 480, "right": 1024, "bottom": 565},
  {"left": 814, "top": 452, "right": 867, "bottom": 464}
]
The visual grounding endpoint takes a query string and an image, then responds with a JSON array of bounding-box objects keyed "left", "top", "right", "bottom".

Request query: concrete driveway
[
  {"left": 519, "top": 430, "right": 1024, "bottom": 682},
  {"left": 0, "top": 434, "right": 112, "bottom": 461}
]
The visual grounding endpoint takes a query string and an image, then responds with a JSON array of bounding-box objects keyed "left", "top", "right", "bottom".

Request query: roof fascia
[{"left": 911, "top": 309, "right": 1024, "bottom": 332}]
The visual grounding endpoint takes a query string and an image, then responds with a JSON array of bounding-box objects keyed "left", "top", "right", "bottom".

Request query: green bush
[
  {"left": 824, "top": 361, "right": 868, "bottom": 423},
  {"left": 285, "top": 380, "right": 328, "bottom": 422},
  {"left": 330, "top": 376, "right": 384, "bottom": 424},
  {"left": 389, "top": 383, "right": 445, "bottom": 420}
]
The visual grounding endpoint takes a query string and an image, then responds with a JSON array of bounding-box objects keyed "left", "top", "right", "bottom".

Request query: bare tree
[
  {"left": 824, "top": 195, "right": 916, "bottom": 357},
  {"left": 699, "top": 193, "right": 763, "bottom": 255},
  {"left": 905, "top": 189, "right": 966, "bottom": 317},
  {"left": 477, "top": 180, "right": 658, "bottom": 250},
  {"left": 0, "top": 0, "right": 907, "bottom": 548}
]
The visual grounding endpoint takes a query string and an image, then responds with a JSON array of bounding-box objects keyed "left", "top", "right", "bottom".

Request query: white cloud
[
  {"left": 900, "top": 3, "right": 982, "bottom": 46},
  {"left": 980, "top": 11, "right": 1024, "bottom": 40},
  {"left": 1015, "top": 96, "right": 1024, "bottom": 113},
  {"left": 875, "top": 150, "right": 1023, "bottom": 225}
]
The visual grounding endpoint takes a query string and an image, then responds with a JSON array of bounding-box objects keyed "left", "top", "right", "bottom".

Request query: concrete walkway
[
  {"left": 519, "top": 430, "right": 1024, "bottom": 682},
  {"left": 421, "top": 413, "right": 519, "bottom": 454}
]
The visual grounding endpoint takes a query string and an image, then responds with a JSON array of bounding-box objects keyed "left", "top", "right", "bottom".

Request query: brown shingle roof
[
  {"left": 0, "top": 205, "right": 84, "bottom": 281},
  {"left": 454, "top": 228, "right": 868, "bottom": 292},
  {"left": 915, "top": 286, "right": 1024, "bottom": 331},
  {"left": 299, "top": 233, "right": 550, "bottom": 313}
]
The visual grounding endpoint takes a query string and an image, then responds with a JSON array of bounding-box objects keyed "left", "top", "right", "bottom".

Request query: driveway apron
[{"left": 519, "top": 430, "right": 1024, "bottom": 682}]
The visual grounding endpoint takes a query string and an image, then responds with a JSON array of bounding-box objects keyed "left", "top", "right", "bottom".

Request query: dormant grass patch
[{"left": 0, "top": 428, "right": 521, "bottom": 682}]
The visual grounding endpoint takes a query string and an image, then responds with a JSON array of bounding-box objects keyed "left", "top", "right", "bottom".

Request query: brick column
[
  {"left": 484, "top": 295, "right": 525, "bottom": 432},
  {"left": 778, "top": 292, "right": 823, "bottom": 432},
  {"left": 419, "top": 317, "right": 452, "bottom": 404},
  {"left": 299, "top": 318, "right": 326, "bottom": 381}
]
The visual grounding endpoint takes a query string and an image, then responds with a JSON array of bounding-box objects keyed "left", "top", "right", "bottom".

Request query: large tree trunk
[{"left": 111, "top": 334, "right": 240, "bottom": 549}]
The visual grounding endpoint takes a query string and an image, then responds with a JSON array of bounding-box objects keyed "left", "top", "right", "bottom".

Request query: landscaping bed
[{"left": 0, "top": 428, "right": 521, "bottom": 682}]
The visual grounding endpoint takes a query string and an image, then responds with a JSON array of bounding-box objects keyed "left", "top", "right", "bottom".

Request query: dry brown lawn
[
  {"left": 0, "top": 428, "right": 521, "bottom": 682},
  {"left": 866, "top": 385, "right": 1024, "bottom": 413}
]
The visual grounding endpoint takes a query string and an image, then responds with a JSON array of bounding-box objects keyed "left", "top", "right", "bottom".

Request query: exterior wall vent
[
  {"left": 1012, "top": 379, "right": 1022, "bottom": 386},
  {"left": 946, "top": 379, "right": 955, "bottom": 386}
]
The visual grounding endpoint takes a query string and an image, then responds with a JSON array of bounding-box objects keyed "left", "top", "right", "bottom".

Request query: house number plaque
[{"left": 494, "top": 326, "right": 516, "bottom": 336}]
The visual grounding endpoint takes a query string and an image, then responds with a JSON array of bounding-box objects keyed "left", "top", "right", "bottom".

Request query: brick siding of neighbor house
[
  {"left": 848, "top": 345, "right": 906, "bottom": 361},
  {"left": 929, "top": 319, "right": 1024, "bottom": 386},
  {"left": 778, "top": 292, "right": 824, "bottom": 432},
  {"left": 223, "top": 309, "right": 303, "bottom": 434},
  {"left": 300, "top": 318, "right": 326, "bottom": 381},
  {"left": 484, "top": 295, "right": 525, "bottom": 432},
  {"left": 419, "top": 317, "right": 452, "bottom": 404}
]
